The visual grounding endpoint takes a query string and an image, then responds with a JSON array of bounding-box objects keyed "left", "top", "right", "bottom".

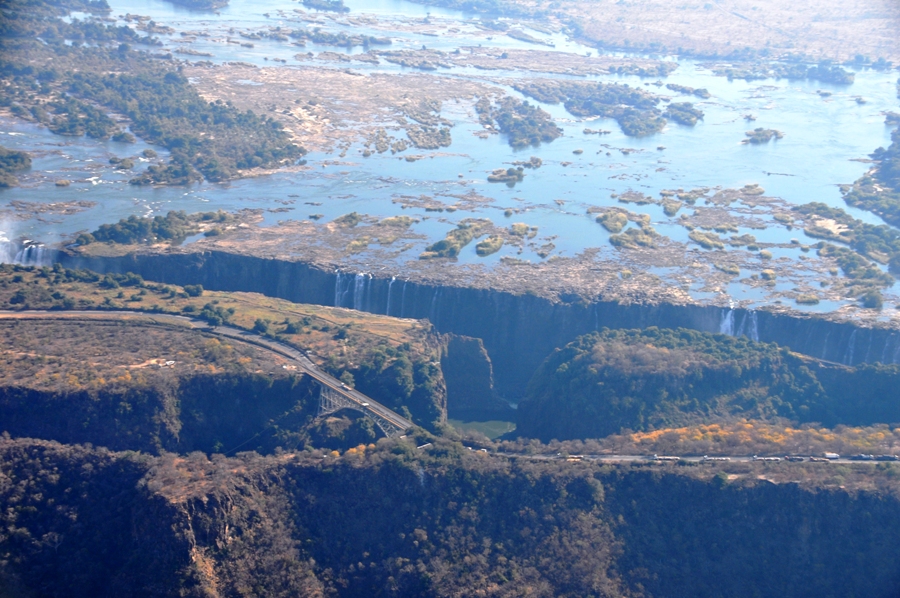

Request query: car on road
[
  {"left": 361, "top": 402, "right": 370, "bottom": 407},
  {"left": 651, "top": 454, "right": 680, "bottom": 461}
]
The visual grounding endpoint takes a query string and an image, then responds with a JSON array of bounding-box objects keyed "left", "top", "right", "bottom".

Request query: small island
[
  {"left": 487, "top": 167, "right": 525, "bottom": 184},
  {"left": 743, "top": 128, "right": 784, "bottom": 144}
]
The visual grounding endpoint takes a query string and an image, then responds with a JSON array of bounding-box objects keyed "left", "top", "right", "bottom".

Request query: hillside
[
  {"left": 3, "top": 436, "right": 900, "bottom": 597},
  {"left": 517, "top": 327, "right": 900, "bottom": 442},
  {"left": 0, "top": 264, "right": 451, "bottom": 431},
  {"left": 0, "top": 318, "right": 390, "bottom": 454}
]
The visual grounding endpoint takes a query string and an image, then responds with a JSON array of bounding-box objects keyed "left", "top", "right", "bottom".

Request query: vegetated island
[
  {"left": 162, "top": 0, "right": 229, "bottom": 10},
  {"left": 511, "top": 80, "right": 705, "bottom": 136},
  {"left": 302, "top": 0, "right": 349, "bottom": 12},
  {"left": 743, "top": 127, "right": 784, "bottom": 144},
  {"left": 842, "top": 126, "right": 900, "bottom": 228},
  {"left": 0, "top": 147, "right": 32, "bottom": 188},
  {"left": 0, "top": 0, "right": 305, "bottom": 184}
]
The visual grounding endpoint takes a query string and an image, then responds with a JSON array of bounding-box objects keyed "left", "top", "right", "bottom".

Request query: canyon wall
[{"left": 61, "top": 251, "right": 900, "bottom": 399}]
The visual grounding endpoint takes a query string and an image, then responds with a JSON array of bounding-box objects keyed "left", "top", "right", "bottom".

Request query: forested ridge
[
  {"left": 518, "top": 327, "right": 900, "bottom": 441},
  {"left": 3, "top": 435, "right": 900, "bottom": 597}
]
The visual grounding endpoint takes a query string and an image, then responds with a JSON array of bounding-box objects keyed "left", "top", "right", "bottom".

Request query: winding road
[{"left": 0, "top": 309, "right": 414, "bottom": 435}]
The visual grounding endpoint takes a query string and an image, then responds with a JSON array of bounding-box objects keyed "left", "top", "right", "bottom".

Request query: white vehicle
[
  {"left": 824, "top": 452, "right": 840, "bottom": 460},
  {"left": 361, "top": 402, "right": 370, "bottom": 407},
  {"left": 651, "top": 454, "right": 680, "bottom": 461}
]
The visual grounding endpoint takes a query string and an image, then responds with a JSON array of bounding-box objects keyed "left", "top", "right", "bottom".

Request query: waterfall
[
  {"left": 719, "top": 309, "right": 735, "bottom": 336},
  {"left": 352, "top": 273, "right": 370, "bottom": 311},
  {"left": 0, "top": 239, "right": 51, "bottom": 267},
  {"left": 736, "top": 311, "right": 759, "bottom": 342},
  {"left": 719, "top": 308, "right": 759, "bottom": 342},
  {"left": 0, "top": 241, "right": 17, "bottom": 265},
  {"left": 863, "top": 336, "right": 874, "bottom": 364},
  {"left": 386, "top": 276, "right": 395, "bottom": 316},
  {"left": 883, "top": 335, "right": 900, "bottom": 365},
  {"left": 429, "top": 287, "right": 441, "bottom": 324},
  {"left": 843, "top": 329, "right": 857, "bottom": 365},
  {"left": 334, "top": 271, "right": 342, "bottom": 307},
  {"left": 400, "top": 280, "right": 407, "bottom": 318}
]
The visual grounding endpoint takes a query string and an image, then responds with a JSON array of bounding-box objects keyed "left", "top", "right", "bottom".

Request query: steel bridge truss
[{"left": 317, "top": 384, "right": 406, "bottom": 438}]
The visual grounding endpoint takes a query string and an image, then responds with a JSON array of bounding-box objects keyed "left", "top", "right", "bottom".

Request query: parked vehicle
[{"left": 849, "top": 454, "right": 875, "bottom": 461}]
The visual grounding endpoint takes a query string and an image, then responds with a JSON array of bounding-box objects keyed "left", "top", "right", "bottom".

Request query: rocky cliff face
[
  {"left": 0, "top": 373, "right": 320, "bottom": 455},
  {"left": 62, "top": 251, "right": 900, "bottom": 400},
  {"left": 441, "top": 334, "right": 513, "bottom": 419},
  {"left": 5, "top": 437, "right": 900, "bottom": 598},
  {"left": 604, "top": 469, "right": 900, "bottom": 598}
]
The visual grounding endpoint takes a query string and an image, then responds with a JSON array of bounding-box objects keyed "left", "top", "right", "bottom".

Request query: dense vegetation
[
  {"left": 163, "top": 0, "right": 228, "bottom": 9},
  {"left": 420, "top": 219, "right": 491, "bottom": 258},
  {"left": 4, "top": 435, "right": 900, "bottom": 597},
  {"left": 0, "top": 1, "right": 305, "bottom": 183},
  {"left": 69, "top": 68, "right": 305, "bottom": 183},
  {"left": 302, "top": 0, "right": 349, "bottom": 12},
  {"left": 77, "top": 210, "right": 234, "bottom": 245},
  {"left": 475, "top": 96, "right": 562, "bottom": 148},
  {"left": 790, "top": 202, "right": 899, "bottom": 306},
  {"left": 498, "top": 419, "right": 900, "bottom": 459},
  {"left": 663, "top": 101, "right": 703, "bottom": 126},
  {"left": 743, "top": 127, "right": 784, "bottom": 144},
  {"left": 517, "top": 327, "right": 900, "bottom": 442},
  {"left": 0, "top": 146, "right": 31, "bottom": 187},
  {"left": 843, "top": 127, "right": 900, "bottom": 228},
  {"left": 290, "top": 27, "right": 390, "bottom": 48},
  {"left": 712, "top": 61, "right": 855, "bottom": 84},
  {"left": 603, "top": 469, "right": 900, "bottom": 598},
  {"left": 513, "top": 81, "right": 667, "bottom": 136},
  {"left": 0, "top": 439, "right": 188, "bottom": 595}
]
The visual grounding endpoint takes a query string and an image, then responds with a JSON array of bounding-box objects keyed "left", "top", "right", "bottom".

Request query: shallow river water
[{"left": 3, "top": 0, "right": 900, "bottom": 312}]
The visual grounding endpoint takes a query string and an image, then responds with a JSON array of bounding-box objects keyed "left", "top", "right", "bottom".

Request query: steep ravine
[
  {"left": 4, "top": 438, "right": 900, "bottom": 597},
  {"left": 61, "top": 251, "right": 900, "bottom": 399}
]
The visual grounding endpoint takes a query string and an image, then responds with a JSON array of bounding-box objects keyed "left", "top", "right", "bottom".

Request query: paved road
[
  {"left": 495, "top": 453, "right": 894, "bottom": 465},
  {"left": 2, "top": 310, "right": 892, "bottom": 457},
  {"left": 0, "top": 309, "right": 414, "bottom": 434}
]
